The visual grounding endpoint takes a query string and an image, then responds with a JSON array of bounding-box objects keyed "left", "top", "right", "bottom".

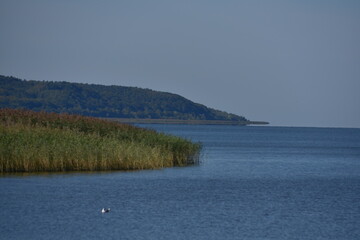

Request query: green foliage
[
  {"left": 0, "top": 75, "right": 248, "bottom": 121},
  {"left": 0, "top": 109, "right": 201, "bottom": 172}
]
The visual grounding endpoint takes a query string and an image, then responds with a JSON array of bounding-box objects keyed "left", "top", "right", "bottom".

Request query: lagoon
[{"left": 1, "top": 125, "right": 360, "bottom": 239}]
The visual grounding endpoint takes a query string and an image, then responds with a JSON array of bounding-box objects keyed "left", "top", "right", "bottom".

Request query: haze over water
[
  {"left": 1, "top": 125, "right": 359, "bottom": 239},
  {"left": 1, "top": 0, "right": 359, "bottom": 128},
  {"left": 1, "top": 1, "right": 359, "bottom": 238}
]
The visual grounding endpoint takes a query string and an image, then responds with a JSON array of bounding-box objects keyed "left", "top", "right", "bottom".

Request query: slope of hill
[{"left": 0, "top": 75, "right": 249, "bottom": 122}]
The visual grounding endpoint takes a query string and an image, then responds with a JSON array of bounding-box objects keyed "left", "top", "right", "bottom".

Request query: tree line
[{"left": 0, "top": 75, "right": 248, "bottom": 122}]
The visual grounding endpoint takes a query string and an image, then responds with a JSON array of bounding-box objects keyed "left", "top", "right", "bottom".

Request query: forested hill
[{"left": 0, "top": 75, "right": 248, "bottom": 122}]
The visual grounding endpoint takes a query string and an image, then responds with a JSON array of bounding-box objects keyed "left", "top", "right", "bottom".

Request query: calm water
[{"left": 1, "top": 125, "right": 360, "bottom": 239}]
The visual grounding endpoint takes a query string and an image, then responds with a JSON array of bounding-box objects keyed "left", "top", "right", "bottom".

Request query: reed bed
[{"left": 0, "top": 109, "right": 201, "bottom": 172}]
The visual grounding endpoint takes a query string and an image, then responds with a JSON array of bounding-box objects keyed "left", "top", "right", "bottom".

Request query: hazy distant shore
[{"left": 107, "top": 118, "right": 269, "bottom": 125}]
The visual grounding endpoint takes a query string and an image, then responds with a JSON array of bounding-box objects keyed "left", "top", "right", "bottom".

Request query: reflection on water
[{"left": 0, "top": 170, "right": 134, "bottom": 178}]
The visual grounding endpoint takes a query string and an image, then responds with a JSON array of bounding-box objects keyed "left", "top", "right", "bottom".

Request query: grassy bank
[{"left": 0, "top": 109, "right": 201, "bottom": 172}]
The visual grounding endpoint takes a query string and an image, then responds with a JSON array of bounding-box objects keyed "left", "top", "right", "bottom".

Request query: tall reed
[{"left": 0, "top": 109, "right": 201, "bottom": 172}]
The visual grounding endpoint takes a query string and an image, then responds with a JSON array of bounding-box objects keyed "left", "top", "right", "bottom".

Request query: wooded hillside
[{"left": 0, "top": 75, "right": 248, "bottom": 122}]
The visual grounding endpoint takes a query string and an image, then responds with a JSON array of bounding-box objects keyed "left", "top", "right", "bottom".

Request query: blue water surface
[{"left": 1, "top": 125, "right": 360, "bottom": 239}]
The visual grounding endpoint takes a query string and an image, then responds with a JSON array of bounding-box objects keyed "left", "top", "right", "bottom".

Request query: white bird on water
[{"left": 101, "top": 208, "right": 110, "bottom": 213}]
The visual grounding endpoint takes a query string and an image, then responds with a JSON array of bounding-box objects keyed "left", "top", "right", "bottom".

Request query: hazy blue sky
[{"left": 1, "top": 0, "right": 359, "bottom": 128}]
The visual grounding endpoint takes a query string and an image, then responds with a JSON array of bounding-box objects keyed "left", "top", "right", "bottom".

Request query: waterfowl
[{"left": 101, "top": 208, "right": 110, "bottom": 213}]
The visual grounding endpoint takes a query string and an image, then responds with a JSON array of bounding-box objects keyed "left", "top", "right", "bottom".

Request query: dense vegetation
[
  {"left": 0, "top": 75, "right": 248, "bottom": 121},
  {"left": 0, "top": 109, "right": 201, "bottom": 172}
]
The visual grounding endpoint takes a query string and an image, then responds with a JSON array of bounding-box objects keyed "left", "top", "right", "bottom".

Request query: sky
[{"left": 1, "top": 0, "right": 359, "bottom": 128}]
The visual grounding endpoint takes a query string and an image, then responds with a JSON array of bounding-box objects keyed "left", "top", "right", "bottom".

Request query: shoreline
[
  {"left": 105, "top": 118, "right": 269, "bottom": 125},
  {"left": 0, "top": 109, "right": 201, "bottom": 173}
]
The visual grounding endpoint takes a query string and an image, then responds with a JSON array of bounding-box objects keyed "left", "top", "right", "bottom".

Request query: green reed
[{"left": 0, "top": 109, "right": 201, "bottom": 172}]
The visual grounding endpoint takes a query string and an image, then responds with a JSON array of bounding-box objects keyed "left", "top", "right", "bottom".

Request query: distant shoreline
[{"left": 106, "top": 118, "right": 269, "bottom": 125}]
